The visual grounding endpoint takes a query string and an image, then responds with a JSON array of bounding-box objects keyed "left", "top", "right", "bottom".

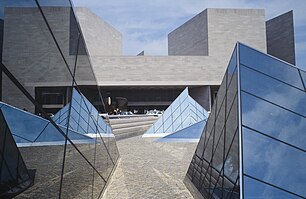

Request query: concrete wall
[
  {"left": 266, "top": 11, "right": 295, "bottom": 65},
  {"left": 168, "top": 10, "right": 208, "bottom": 56},
  {"left": 75, "top": 7, "right": 122, "bottom": 56}
]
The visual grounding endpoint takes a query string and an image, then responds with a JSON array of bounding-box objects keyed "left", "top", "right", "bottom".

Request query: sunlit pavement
[{"left": 103, "top": 136, "right": 197, "bottom": 199}]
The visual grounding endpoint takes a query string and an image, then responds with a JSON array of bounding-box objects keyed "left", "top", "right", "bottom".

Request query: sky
[{"left": 73, "top": 0, "right": 306, "bottom": 68}]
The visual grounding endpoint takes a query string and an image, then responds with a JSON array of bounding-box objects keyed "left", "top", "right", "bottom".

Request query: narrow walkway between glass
[{"left": 103, "top": 136, "right": 197, "bottom": 198}]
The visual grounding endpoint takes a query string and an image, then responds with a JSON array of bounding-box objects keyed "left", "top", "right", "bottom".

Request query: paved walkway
[{"left": 103, "top": 136, "right": 197, "bottom": 199}]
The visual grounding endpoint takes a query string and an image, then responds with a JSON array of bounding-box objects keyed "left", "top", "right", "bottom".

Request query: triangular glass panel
[{"left": 155, "top": 120, "right": 206, "bottom": 142}]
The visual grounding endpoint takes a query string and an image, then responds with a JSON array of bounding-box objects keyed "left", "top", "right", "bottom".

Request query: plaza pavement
[{"left": 103, "top": 136, "right": 197, "bottom": 198}]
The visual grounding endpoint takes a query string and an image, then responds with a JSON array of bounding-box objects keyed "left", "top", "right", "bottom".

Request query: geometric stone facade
[{"left": 266, "top": 10, "right": 296, "bottom": 65}]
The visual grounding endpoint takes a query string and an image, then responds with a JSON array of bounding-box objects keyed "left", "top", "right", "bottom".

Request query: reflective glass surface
[
  {"left": 185, "top": 47, "right": 239, "bottom": 198},
  {"left": 300, "top": 70, "right": 306, "bottom": 90},
  {"left": 156, "top": 120, "right": 206, "bottom": 142},
  {"left": 1, "top": 103, "right": 49, "bottom": 142},
  {"left": 0, "top": 111, "right": 32, "bottom": 198},
  {"left": 186, "top": 43, "right": 306, "bottom": 199},
  {"left": 239, "top": 44, "right": 304, "bottom": 90},
  {"left": 0, "top": 0, "right": 119, "bottom": 197},
  {"left": 242, "top": 127, "right": 306, "bottom": 197},
  {"left": 227, "top": 47, "right": 237, "bottom": 84},
  {"left": 241, "top": 92, "right": 306, "bottom": 150},
  {"left": 244, "top": 175, "right": 302, "bottom": 199},
  {"left": 53, "top": 88, "right": 113, "bottom": 136},
  {"left": 240, "top": 65, "right": 306, "bottom": 117}
]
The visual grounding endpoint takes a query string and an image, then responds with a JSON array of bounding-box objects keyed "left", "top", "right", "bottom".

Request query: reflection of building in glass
[
  {"left": 143, "top": 87, "right": 209, "bottom": 138},
  {"left": 0, "top": 1, "right": 119, "bottom": 198},
  {"left": 185, "top": 43, "right": 306, "bottom": 199},
  {"left": 0, "top": 100, "right": 119, "bottom": 198},
  {"left": 0, "top": 109, "right": 33, "bottom": 198},
  {"left": 0, "top": 0, "right": 303, "bottom": 198}
]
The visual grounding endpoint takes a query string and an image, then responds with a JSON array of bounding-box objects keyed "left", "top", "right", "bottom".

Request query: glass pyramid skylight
[
  {"left": 53, "top": 88, "right": 113, "bottom": 137},
  {"left": 143, "top": 87, "right": 209, "bottom": 137}
]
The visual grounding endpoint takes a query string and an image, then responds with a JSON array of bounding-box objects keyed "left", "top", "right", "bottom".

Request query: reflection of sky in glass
[
  {"left": 244, "top": 175, "right": 301, "bottom": 199},
  {"left": 240, "top": 44, "right": 304, "bottom": 90},
  {"left": 241, "top": 92, "right": 306, "bottom": 150},
  {"left": 243, "top": 127, "right": 306, "bottom": 197},
  {"left": 0, "top": 102, "right": 93, "bottom": 143},
  {"left": 240, "top": 65, "right": 306, "bottom": 117},
  {"left": 156, "top": 120, "right": 206, "bottom": 142},
  {"left": 1, "top": 103, "right": 48, "bottom": 141}
]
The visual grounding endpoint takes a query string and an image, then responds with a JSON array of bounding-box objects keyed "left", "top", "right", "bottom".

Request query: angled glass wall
[
  {"left": 0, "top": 0, "right": 119, "bottom": 198},
  {"left": 185, "top": 43, "right": 306, "bottom": 199},
  {"left": 143, "top": 87, "right": 209, "bottom": 137},
  {"left": 239, "top": 44, "right": 306, "bottom": 199}
]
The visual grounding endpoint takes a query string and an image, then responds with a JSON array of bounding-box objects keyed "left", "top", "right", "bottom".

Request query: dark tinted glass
[
  {"left": 227, "top": 47, "right": 237, "bottom": 86},
  {"left": 239, "top": 44, "right": 304, "bottom": 90},
  {"left": 0, "top": 111, "right": 32, "bottom": 198},
  {"left": 242, "top": 127, "right": 306, "bottom": 197},
  {"left": 224, "top": 129, "right": 239, "bottom": 182}
]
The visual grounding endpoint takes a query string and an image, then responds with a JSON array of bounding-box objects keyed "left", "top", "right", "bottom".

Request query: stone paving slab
[{"left": 103, "top": 136, "right": 197, "bottom": 199}]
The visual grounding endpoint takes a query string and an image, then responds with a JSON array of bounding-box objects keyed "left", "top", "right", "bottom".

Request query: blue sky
[{"left": 74, "top": 0, "right": 306, "bottom": 68}]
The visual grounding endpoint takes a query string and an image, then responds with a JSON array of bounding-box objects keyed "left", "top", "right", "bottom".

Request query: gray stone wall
[
  {"left": 266, "top": 11, "right": 295, "bottom": 65},
  {"left": 75, "top": 7, "right": 122, "bottom": 56},
  {"left": 168, "top": 10, "right": 208, "bottom": 56},
  {"left": 189, "top": 86, "right": 211, "bottom": 111},
  {"left": 167, "top": 8, "right": 267, "bottom": 83},
  {"left": 168, "top": 9, "right": 266, "bottom": 59},
  {"left": 207, "top": 8, "right": 267, "bottom": 60},
  {"left": 91, "top": 56, "right": 224, "bottom": 86}
]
